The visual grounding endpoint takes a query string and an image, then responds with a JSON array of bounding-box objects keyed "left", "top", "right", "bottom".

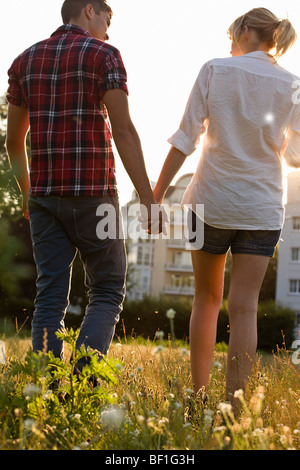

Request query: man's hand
[{"left": 138, "top": 201, "right": 169, "bottom": 235}]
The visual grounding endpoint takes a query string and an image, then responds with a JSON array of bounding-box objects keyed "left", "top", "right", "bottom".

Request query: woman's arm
[{"left": 153, "top": 146, "right": 187, "bottom": 203}]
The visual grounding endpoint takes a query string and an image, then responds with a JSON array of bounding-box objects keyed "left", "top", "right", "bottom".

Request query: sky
[{"left": 2, "top": 0, "right": 300, "bottom": 205}]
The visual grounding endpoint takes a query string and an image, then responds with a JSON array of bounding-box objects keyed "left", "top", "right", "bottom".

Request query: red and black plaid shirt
[{"left": 7, "top": 24, "right": 128, "bottom": 196}]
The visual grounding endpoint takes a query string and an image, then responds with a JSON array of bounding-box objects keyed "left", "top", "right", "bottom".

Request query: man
[{"left": 6, "top": 0, "right": 160, "bottom": 361}]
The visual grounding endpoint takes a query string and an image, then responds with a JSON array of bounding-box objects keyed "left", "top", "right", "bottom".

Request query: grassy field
[{"left": 0, "top": 329, "right": 299, "bottom": 451}]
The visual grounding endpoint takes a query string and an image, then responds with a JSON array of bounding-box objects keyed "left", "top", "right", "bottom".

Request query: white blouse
[{"left": 168, "top": 51, "right": 300, "bottom": 230}]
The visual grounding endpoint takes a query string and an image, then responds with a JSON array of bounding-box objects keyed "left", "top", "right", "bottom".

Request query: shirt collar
[
  {"left": 244, "top": 51, "right": 277, "bottom": 64},
  {"left": 51, "top": 24, "right": 93, "bottom": 38}
]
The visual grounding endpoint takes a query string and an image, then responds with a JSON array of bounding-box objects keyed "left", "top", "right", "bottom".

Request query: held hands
[{"left": 138, "top": 202, "right": 169, "bottom": 235}]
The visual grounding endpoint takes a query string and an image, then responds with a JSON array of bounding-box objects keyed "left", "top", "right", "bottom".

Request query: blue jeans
[{"left": 28, "top": 195, "right": 127, "bottom": 360}]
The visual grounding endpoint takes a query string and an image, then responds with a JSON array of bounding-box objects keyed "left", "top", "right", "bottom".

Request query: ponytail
[
  {"left": 228, "top": 8, "right": 297, "bottom": 59},
  {"left": 273, "top": 18, "right": 297, "bottom": 58}
]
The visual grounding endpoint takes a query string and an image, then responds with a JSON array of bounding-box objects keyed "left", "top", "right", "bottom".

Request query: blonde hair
[{"left": 228, "top": 8, "right": 297, "bottom": 59}]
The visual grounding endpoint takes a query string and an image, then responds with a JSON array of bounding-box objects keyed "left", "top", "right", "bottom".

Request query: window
[
  {"left": 293, "top": 217, "right": 300, "bottom": 230},
  {"left": 289, "top": 279, "right": 300, "bottom": 293},
  {"left": 137, "top": 246, "right": 143, "bottom": 265},
  {"left": 291, "top": 248, "right": 300, "bottom": 261}
]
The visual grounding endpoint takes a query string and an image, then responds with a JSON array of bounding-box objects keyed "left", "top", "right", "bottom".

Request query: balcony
[
  {"left": 163, "top": 285, "right": 194, "bottom": 296},
  {"left": 166, "top": 238, "right": 189, "bottom": 249},
  {"left": 165, "top": 263, "right": 193, "bottom": 273}
]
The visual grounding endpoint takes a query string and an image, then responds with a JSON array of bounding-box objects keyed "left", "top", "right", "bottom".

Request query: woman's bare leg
[
  {"left": 226, "top": 254, "right": 270, "bottom": 409},
  {"left": 190, "top": 250, "right": 227, "bottom": 396}
]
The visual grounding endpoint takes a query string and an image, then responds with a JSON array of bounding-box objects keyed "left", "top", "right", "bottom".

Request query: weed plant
[{"left": 0, "top": 322, "right": 299, "bottom": 450}]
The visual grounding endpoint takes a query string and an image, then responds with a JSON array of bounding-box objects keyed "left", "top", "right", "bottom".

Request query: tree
[{"left": 0, "top": 98, "right": 35, "bottom": 331}]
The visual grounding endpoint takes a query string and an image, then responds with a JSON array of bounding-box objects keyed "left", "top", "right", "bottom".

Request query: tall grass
[{"left": 0, "top": 326, "right": 299, "bottom": 450}]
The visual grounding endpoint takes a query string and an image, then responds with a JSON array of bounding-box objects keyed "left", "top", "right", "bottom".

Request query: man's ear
[{"left": 84, "top": 3, "right": 94, "bottom": 20}]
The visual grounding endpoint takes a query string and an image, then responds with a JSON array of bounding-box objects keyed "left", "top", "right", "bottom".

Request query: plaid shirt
[{"left": 6, "top": 24, "right": 128, "bottom": 196}]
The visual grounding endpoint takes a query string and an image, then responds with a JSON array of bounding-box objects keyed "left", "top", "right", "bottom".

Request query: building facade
[
  {"left": 276, "top": 169, "right": 300, "bottom": 338},
  {"left": 123, "top": 174, "right": 194, "bottom": 301}
]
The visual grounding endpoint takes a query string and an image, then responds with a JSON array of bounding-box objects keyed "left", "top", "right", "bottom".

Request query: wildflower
[
  {"left": 0, "top": 341, "right": 6, "bottom": 365},
  {"left": 249, "top": 386, "right": 265, "bottom": 415},
  {"left": 204, "top": 409, "right": 214, "bottom": 427},
  {"left": 155, "top": 330, "right": 165, "bottom": 340},
  {"left": 213, "top": 426, "right": 227, "bottom": 433},
  {"left": 166, "top": 308, "right": 176, "bottom": 319},
  {"left": 264, "top": 426, "right": 274, "bottom": 438},
  {"left": 234, "top": 389, "right": 244, "bottom": 400},
  {"left": 213, "top": 361, "right": 223, "bottom": 370},
  {"left": 183, "top": 422, "right": 192, "bottom": 429},
  {"left": 252, "top": 428, "right": 264, "bottom": 438},
  {"left": 180, "top": 348, "right": 189, "bottom": 356},
  {"left": 99, "top": 406, "right": 124, "bottom": 430},
  {"left": 241, "top": 416, "right": 252, "bottom": 430},
  {"left": 23, "top": 384, "right": 41, "bottom": 399},
  {"left": 218, "top": 403, "right": 232, "bottom": 414},
  {"left": 23, "top": 419, "right": 36, "bottom": 432},
  {"left": 184, "top": 388, "right": 194, "bottom": 395},
  {"left": 231, "top": 422, "right": 242, "bottom": 434},
  {"left": 69, "top": 413, "right": 81, "bottom": 421},
  {"left": 158, "top": 417, "right": 169, "bottom": 426},
  {"left": 256, "top": 417, "right": 264, "bottom": 429},
  {"left": 173, "top": 402, "right": 182, "bottom": 410},
  {"left": 152, "top": 345, "right": 165, "bottom": 355}
]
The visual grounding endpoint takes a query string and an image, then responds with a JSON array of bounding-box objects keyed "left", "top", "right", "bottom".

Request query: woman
[{"left": 152, "top": 8, "right": 300, "bottom": 410}]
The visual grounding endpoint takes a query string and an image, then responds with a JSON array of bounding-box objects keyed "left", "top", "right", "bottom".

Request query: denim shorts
[{"left": 188, "top": 210, "right": 281, "bottom": 258}]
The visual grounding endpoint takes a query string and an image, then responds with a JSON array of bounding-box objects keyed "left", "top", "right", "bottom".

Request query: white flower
[
  {"left": 234, "top": 389, "right": 244, "bottom": 399},
  {"left": 152, "top": 345, "right": 165, "bottom": 355},
  {"left": 158, "top": 417, "right": 169, "bottom": 426},
  {"left": 184, "top": 388, "right": 194, "bottom": 395},
  {"left": 155, "top": 330, "right": 165, "bottom": 340},
  {"left": 23, "top": 384, "right": 41, "bottom": 398},
  {"left": 180, "top": 348, "right": 189, "bottom": 356},
  {"left": 218, "top": 402, "right": 233, "bottom": 414},
  {"left": 166, "top": 308, "right": 176, "bottom": 319},
  {"left": 213, "top": 361, "right": 223, "bottom": 370},
  {"left": 173, "top": 402, "right": 182, "bottom": 410},
  {"left": 23, "top": 419, "right": 36, "bottom": 432},
  {"left": 99, "top": 406, "right": 124, "bottom": 430}
]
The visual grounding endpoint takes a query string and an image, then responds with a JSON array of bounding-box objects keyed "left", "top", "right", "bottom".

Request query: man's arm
[
  {"left": 103, "top": 89, "right": 164, "bottom": 231},
  {"left": 5, "top": 103, "right": 30, "bottom": 220}
]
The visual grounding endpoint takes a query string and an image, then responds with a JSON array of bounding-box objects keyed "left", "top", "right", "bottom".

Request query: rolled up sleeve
[
  {"left": 6, "top": 59, "right": 28, "bottom": 108},
  {"left": 98, "top": 48, "right": 128, "bottom": 101},
  {"left": 168, "top": 63, "right": 209, "bottom": 156}
]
